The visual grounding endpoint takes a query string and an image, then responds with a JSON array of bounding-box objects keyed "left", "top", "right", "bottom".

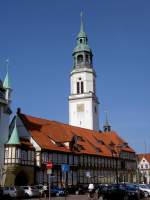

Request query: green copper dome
[
  {"left": 73, "top": 12, "right": 92, "bottom": 54},
  {"left": 73, "top": 44, "right": 91, "bottom": 53}
]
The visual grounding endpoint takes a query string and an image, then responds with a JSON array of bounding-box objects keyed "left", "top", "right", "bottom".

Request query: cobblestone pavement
[
  {"left": 23, "top": 195, "right": 89, "bottom": 200},
  {"left": 24, "top": 195, "right": 150, "bottom": 200},
  {"left": 27, "top": 195, "right": 88, "bottom": 200}
]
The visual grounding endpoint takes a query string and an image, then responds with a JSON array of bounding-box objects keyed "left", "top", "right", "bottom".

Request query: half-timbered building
[{"left": 4, "top": 110, "right": 137, "bottom": 186}]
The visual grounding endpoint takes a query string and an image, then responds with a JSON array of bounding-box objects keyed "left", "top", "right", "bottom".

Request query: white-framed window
[{"left": 5, "top": 148, "right": 9, "bottom": 158}]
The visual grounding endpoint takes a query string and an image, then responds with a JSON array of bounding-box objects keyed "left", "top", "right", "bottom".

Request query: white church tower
[
  {"left": 69, "top": 13, "right": 99, "bottom": 131},
  {"left": 0, "top": 65, "right": 12, "bottom": 185}
]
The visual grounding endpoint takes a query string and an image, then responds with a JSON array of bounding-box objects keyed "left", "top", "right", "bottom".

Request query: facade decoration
[{"left": 138, "top": 154, "right": 150, "bottom": 184}]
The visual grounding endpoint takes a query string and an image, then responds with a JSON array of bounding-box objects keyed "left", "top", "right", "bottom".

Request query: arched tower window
[
  {"left": 77, "top": 82, "right": 80, "bottom": 94},
  {"left": 81, "top": 81, "right": 84, "bottom": 93},
  {"left": 80, "top": 39, "right": 83, "bottom": 44},
  {"left": 85, "top": 54, "right": 89, "bottom": 63},
  {"left": 76, "top": 78, "right": 84, "bottom": 94},
  {"left": 77, "top": 55, "right": 83, "bottom": 64}
]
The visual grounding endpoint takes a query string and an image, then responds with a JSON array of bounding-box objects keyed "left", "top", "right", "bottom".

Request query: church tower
[
  {"left": 0, "top": 66, "right": 12, "bottom": 185},
  {"left": 69, "top": 13, "right": 99, "bottom": 131}
]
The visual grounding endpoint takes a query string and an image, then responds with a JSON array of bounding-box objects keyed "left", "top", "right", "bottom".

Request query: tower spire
[
  {"left": 3, "top": 58, "right": 12, "bottom": 103},
  {"left": 3, "top": 59, "right": 11, "bottom": 89},
  {"left": 103, "top": 111, "right": 111, "bottom": 132},
  {"left": 80, "top": 11, "right": 84, "bottom": 32}
]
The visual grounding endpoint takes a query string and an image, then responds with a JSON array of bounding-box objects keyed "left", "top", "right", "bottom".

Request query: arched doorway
[{"left": 15, "top": 171, "right": 28, "bottom": 186}]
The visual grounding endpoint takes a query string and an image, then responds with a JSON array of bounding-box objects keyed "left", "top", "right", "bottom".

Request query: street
[{"left": 22, "top": 195, "right": 150, "bottom": 200}]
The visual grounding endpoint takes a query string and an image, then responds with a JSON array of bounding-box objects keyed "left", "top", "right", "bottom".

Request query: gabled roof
[
  {"left": 18, "top": 112, "right": 135, "bottom": 157},
  {"left": 137, "top": 154, "right": 150, "bottom": 163}
]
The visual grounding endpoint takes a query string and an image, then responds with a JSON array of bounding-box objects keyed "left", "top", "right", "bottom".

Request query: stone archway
[{"left": 15, "top": 171, "right": 28, "bottom": 186}]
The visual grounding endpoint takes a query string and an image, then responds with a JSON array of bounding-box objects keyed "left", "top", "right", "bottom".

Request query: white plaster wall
[
  {"left": 69, "top": 68, "right": 99, "bottom": 131},
  {"left": 92, "top": 101, "right": 99, "bottom": 131},
  {"left": 30, "top": 137, "right": 41, "bottom": 151},
  {"left": 70, "top": 68, "right": 95, "bottom": 94},
  {"left": 69, "top": 97, "right": 99, "bottom": 131}
]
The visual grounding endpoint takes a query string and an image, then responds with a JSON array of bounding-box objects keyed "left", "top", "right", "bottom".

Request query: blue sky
[{"left": 0, "top": 0, "right": 150, "bottom": 153}]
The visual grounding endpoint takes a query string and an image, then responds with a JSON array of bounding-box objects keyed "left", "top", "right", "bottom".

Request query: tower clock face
[{"left": 77, "top": 104, "right": 84, "bottom": 112}]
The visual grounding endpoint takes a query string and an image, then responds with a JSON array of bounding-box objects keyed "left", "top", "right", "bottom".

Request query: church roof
[
  {"left": 137, "top": 153, "right": 150, "bottom": 163},
  {"left": 18, "top": 112, "right": 135, "bottom": 157}
]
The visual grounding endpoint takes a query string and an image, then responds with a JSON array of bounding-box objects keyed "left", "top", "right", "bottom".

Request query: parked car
[
  {"left": 35, "top": 184, "right": 48, "bottom": 197},
  {"left": 123, "top": 184, "right": 142, "bottom": 200},
  {"left": 96, "top": 184, "right": 109, "bottom": 199},
  {"left": 20, "top": 186, "right": 40, "bottom": 198},
  {"left": 98, "top": 183, "right": 142, "bottom": 200},
  {"left": 75, "top": 185, "right": 88, "bottom": 195},
  {"left": 67, "top": 185, "right": 88, "bottom": 195},
  {"left": 138, "top": 184, "right": 150, "bottom": 197},
  {"left": 0, "top": 187, "right": 3, "bottom": 200},
  {"left": 2, "top": 186, "right": 25, "bottom": 199},
  {"left": 51, "top": 186, "right": 66, "bottom": 197}
]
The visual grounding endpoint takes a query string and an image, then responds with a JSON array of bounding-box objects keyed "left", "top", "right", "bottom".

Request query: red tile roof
[
  {"left": 18, "top": 113, "right": 135, "bottom": 157},
  {"left": 137, "top": 154, "right": 150, "bottom": 163}
]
